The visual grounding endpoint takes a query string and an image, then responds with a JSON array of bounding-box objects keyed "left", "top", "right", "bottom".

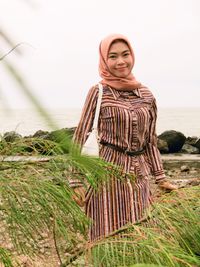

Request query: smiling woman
[
  {"left": 107, "top": 40, "right": 133, "bottom": 78},
  {"left": 69, "top": 33, "right": 177, "bottom": 243}
]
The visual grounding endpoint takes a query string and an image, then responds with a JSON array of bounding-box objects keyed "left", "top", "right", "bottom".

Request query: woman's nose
[{"left": 117, "top": 56, "right": 125, "bottom": 64}]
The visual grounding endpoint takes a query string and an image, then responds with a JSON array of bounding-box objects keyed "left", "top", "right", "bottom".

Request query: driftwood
[
  {"left": 0, "top": 155, "right": 51, "bottom": 162},
  {"left": 0, "top": 154, "right": 199, "bottom": 163}
]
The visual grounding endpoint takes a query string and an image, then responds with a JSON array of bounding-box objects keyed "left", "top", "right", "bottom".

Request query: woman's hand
[
  {"left": 72, "top": 186, "right": 86, "bottom": 207},
  {"left": 158, "top": 180, "right": 178, "bottom": 191}
]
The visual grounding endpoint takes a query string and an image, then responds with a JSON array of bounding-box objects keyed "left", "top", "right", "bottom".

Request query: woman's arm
[
  {"left": 73, "top": 86, "right": 99, "bottom": 146},
  {"left": 145, "top": 97, "right": 166, "bottom": 183},
  {"left": 145, "top": 97, "right": 178, "bottom": 190},
  {"left": 68, "top": 85, "right": 99, "bottom": 189}
]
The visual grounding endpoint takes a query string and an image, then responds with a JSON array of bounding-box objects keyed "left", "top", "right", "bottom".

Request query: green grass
[
  {"left": 90, "top": 187, "right": 200, "bottom": 267},
  {"left": 1, "top": 155, "right": 200, "bottom": 266},
  {"left": 1, "top": 139, "right": 200, "bottom": 266}
]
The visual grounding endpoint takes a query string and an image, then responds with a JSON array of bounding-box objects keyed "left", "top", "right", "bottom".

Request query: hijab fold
[{"left": 99, "top": 34, "right": 142, "bottom": 91}]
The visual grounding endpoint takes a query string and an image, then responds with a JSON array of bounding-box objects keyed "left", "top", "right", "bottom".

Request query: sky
[{"left": 0, "top": 0, "right": 200, "bottom": 110}]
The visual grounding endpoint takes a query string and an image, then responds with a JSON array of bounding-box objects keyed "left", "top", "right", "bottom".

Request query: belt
[{"left": 100, "top": 141, "right": 146, "bottom": 156}]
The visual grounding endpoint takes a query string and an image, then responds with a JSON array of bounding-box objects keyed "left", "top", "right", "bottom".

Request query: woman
[{"left": 70, "top": 34, "right": 176, "bottom": 241}]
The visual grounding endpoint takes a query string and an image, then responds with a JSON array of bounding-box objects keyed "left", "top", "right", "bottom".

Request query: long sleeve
[
  {"left": 69, "top": 85, "right": 99, "bottom": 188},
  {"left": 145, "top": 98, "right": 166, "bottom": 183},
  {"left": 73, "top": 86, "right": 99, "bottom": 146}
]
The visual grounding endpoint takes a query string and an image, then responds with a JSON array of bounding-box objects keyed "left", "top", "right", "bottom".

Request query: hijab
[{"left": 99, "top": 34, "right": 141, "bottom": 91}]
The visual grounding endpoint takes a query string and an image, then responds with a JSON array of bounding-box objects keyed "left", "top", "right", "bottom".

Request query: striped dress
[{"left": 70, "top": 85, "right": 165, "bottom": 241}]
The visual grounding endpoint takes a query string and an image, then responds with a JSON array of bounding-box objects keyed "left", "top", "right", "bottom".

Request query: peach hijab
[{"left": 99, "top": 34, "right": 141, "bottom": 91}]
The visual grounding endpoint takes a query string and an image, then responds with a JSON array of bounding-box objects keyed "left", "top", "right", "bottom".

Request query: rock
[
  {"left": 172, "top": 178, "right": 200, "bottom": 188},
  {"left": 181, "top": 144, "right": 199, "bottom": 154},
  {"left": 45, "top": 128, "right": 74, "bottom": 142},
  {"left": 158, "top": 130, "right": 186, "bottom": 153},
  {"left": 157, "top": 138, "right": 169, "bottom": 153},
  {"left": 3, "top": 131, "right": 22, "bottom": 142},
  {"left": 32, "top": 130, "right": 49, "bottom": 138},
  {"left": 66, "top": 127, "right": 76, "bottom": 136},
  {"left": 180, "top": 165, "right": 190, "bottom": 172},
  {"left": 188, "top": 178, "right": 200, "bottom": 186},
  {"left": 194, "top": 138, "right": 200, "bottom": 150},
  {"left": 166, "top": 170, "right": 174, "bottom": 177},
  {"left": 185, "top": 136, "right": 199, "bottom": 146},
  {"left": 39, "top": 247, "right": 45, "bottom": 254}
]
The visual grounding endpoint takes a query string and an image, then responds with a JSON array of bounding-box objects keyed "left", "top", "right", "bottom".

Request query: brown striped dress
[{"left": 70, "top": 85, "right": 165, "bottom": 241}]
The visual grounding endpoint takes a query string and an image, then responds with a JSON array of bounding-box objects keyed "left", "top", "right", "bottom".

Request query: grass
[
  {"left": 0, "top": 157, "right": 88, "bottom": 266},
  {"left": 89, "top": 187, "right": 200, "bottom": 267},
  {"left": 0, "top": 128, "right": 74, "bottom": 156},
  {"left": 0, "top": 136, "right": 200, "bottom": 266}
]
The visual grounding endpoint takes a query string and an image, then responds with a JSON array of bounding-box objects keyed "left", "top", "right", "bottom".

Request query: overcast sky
[{"left": 0, "top": 0, "right": 200, "bottom": 109}]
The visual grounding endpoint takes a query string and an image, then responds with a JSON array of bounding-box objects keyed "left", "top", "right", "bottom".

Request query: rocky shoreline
[
  {"left": 1, "top": 128, "right": 200, "bottom": 185},
  {"left": 1, "top": 128, "right": 200, "bottom": 155},
  {"left": 157, "top": 130, "right": 200, "bottom": 154}
]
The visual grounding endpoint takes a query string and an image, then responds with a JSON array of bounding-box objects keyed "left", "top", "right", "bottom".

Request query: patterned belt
[{"left": 100, "top": 141, "right": 146, "bottom": 156}]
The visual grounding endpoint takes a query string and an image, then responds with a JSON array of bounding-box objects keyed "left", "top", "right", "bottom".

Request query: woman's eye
[
  {"left": 108, "top": 55, "right": 117, "bottom": 59},
  {"left": 123, "top": 52, "right": 130, "bottom": 57}
]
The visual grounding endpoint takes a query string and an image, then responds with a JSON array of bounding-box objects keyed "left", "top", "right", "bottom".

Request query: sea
[{"left": 0, "top": 107, "right": 200, "bottom": 138}]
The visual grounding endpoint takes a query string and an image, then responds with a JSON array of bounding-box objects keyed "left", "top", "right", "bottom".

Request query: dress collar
[{"left": 108, "top": 86, "right": 142, "bottom": 100}]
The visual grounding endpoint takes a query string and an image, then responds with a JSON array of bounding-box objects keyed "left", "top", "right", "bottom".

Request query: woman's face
[{"left": 107, "top": 41, "right": 133, "bottom": 78}]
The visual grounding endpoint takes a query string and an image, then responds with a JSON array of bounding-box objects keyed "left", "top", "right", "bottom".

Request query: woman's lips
[{"left": 116, "top": 67, "right": 127, "bottom": 71}]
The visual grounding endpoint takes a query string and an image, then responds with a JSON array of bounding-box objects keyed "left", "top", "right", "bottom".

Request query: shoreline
[
  {"left": 161, "top": 154, "right": 200, "bottom": 161},
  {"left": 1, "top": 153, "right": 200, "bottom": 162}
]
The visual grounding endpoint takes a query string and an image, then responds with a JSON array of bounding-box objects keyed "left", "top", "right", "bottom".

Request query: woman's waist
[{"left": 100, "top": 140, "right": 146, "bottom": 156}]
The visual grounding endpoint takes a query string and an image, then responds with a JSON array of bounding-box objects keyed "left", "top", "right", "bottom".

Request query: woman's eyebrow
[
  {"left": 122, "top": 49, "right": 130, "bottom": 53},
  {"left": 108, "top": 52, "right": 117, "bottom": 55},
  {"left": 108, "top": 49, "right": 130, "bottom": 55}
]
